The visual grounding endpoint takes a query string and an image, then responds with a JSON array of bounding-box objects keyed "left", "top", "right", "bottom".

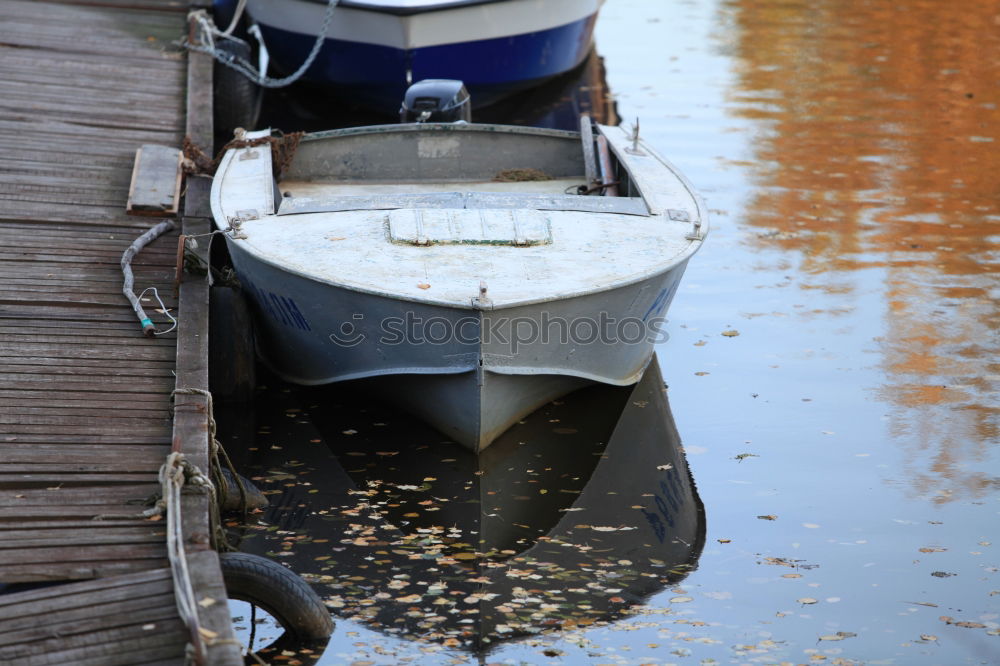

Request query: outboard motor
[{"left": 400, "top": 79, "right": 471, "bottom": 123}]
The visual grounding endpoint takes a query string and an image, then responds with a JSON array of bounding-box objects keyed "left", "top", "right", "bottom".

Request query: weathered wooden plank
[
  {"left": 129, "top": 144, "right": 183, "bottom": 217},
  {"left": 0, "top": 433, "right": 171, "bottom": 445},
  {"left": 0, "top": 462, "right": 160, "bottom": 475},
  {"left": 37, "top": 0, "right": 188, "bottom": 10},
  {"left": 7, "top": 636, "right": 187, "bottom": 666},
  {"left": 0, "top": 230, "right": 179, "bottom": 249},
  {"left": 0, "top": 506, "right": 157, "bottom": 521},
  {"left": 0, "top": 417, "right": 172, "bottom": 433},
  {"left": 1, "top": 427, "right": 172, "bottom": 440},
  {"left": 0, "top": 117, "right": 181, "bottom": 147},
  {"left": 0, "top": 357, "right": 176, "bottom": 373},
  {"left": 0, "top": 443, "right": 170, "bottom": 461},
  {"left": 0, "top": 567, "right": 171, "bottom": 606},
  {"left": 0, "top": 372, "right": 175, "bottom": 387},
  {"left": 0, "top": 201, "right": 179, "bottom": 227},
  {"left": 0, "top": 484, "right": 157, "bottom": 507},
  {"left": 0, "top": 476, "right": 160, "bottom": 489},
  {"left": 3, "top": 542, "right": 167, "bottom": 566},
  {"left": 0, "top": 306, "right": 155, "bottom": 322},
  {"left": 0, "top": 334, "right": 174, "bottom": 351},
  {"left": 0, "top": 405, "right": 169, "bottom": 420},
  {"left": 0, "top": 391, "right": 169, "bottom": 407},
  {"left": 0, "top": 589, "right": 177, "bottom": 644},
  {"left": 0, "top": 559, "right": 167, "bottom": 583},
  {"left": 0, "top": 528, "right": 165, "bottom": 547},
  {"left": 0, "top": 519, "right": 153, "bottom": 532},
  {"left": 0, "top": 605, "right": 183, "bottom": 655}
]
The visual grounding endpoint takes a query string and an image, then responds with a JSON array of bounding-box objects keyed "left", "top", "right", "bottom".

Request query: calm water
[{"left": 224, "top": 0, "right": 1000, "bottom": 663}]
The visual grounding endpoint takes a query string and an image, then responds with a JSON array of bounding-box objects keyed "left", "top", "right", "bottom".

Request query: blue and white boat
[
  {"left": 210, "top": 117, "right": 708, "bottom": 452},
  {"left": 223, "top": 0, "right": 604, "bottom": 112}
]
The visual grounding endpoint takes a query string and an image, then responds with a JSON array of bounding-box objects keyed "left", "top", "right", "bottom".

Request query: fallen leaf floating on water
[
  {"left": 718, "top": 539, "right": 732, "bottom": 544},
  {"left": 919, "top": 547, "right": 948, "bottom": 553},
  {"left": 818, "top": 631, "right": 856, "bottom": 641},
  {"left": 940, "top": 616, "right": 987, "bottom": 629},
  {"left": 735, "top": 453, "right": 758, "bottom": 462},
  {"left": 930, "top": 571, "right": 956, "bottom": 578},
  {"left": 669, "top": 596, "right": 693, "bottom": 603},
  {"left": 920, "top": 634, "right": 938, "bottom": 642},
  {"left": 417, "top": 283, "right": 431, "bottom": 289},
  {"left": 721, "top": 329, "right": 740, "bottom": 337},
  {"left": 758, "top": 515, "right": 778, "bottom": 521},
  {"left": 797, "top": 597, "right": 818, "bottom": 605}
]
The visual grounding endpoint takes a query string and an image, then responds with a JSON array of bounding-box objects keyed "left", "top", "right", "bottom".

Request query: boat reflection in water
[{"left": 226, "top": 353, "right": 704, "bottom": 656}]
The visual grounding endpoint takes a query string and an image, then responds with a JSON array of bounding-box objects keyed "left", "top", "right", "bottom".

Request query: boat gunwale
[{"left": 298, "top": 121, "right": 583, "bottom": 144}]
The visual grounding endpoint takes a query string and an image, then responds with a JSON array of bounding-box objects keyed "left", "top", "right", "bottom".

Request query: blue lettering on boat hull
[{"left": 243, "top": 279, "right": 311, "bottom": 332}]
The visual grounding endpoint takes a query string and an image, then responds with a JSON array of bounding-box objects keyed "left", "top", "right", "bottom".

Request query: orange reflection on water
[{"left": 724, "top": 0, "right": 1000, "bottom": 498}]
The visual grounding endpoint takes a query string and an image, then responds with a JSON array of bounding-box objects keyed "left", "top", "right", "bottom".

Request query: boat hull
[
  {"left": 226, "top": 236, "right": 690, "bottom": 451},
  {"left": 244, "top": 0, "right": 602, "bottom": 111}
]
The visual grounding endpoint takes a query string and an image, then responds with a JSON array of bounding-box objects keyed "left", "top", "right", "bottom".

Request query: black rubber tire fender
[
  {"left": 209, "top": 285, "right": 256, "bottom": 403},
  {"left": 219, "top": 551, "right": 333, "bottom": 646},
  {"left": 213, "top": 37, "right": 263, "bottom": 141}
]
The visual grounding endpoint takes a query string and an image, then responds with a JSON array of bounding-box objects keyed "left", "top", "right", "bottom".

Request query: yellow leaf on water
[
  {"left": 721, "top": 330, "right": 740, "bottom": 337},
  {"left": 417, "top": 283, "right": 431, "bottom": 290},
  {"left": 797, "top": 597, "right": 818, "bottom": 605}
]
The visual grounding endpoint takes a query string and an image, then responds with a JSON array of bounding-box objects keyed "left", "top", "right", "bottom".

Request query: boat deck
[{"left": 0, "top": 1, "right": 240, "bottom": 663}]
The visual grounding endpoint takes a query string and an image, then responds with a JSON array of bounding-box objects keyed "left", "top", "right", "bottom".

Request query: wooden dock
[{"left": 0, "top": 1, "right": 241, "bottom": 663}]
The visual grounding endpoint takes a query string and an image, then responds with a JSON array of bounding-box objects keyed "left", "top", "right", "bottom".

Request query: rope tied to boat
[
  {"left": 182, "top": 130, "right": 303, "bottom": 179},
  {"left": 182, "top": 0, "right": 340, "bottom": 89}
]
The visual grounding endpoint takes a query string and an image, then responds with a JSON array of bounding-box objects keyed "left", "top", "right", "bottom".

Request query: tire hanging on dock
[
  {"left": 209, "top": 284, "right": 256, "bottom": 403},
  {"left": 220, "top": 552, "right": 333, "bottom": 659},
  {"left": 213, "top": 36, "right": 263, "bottom": 144}
]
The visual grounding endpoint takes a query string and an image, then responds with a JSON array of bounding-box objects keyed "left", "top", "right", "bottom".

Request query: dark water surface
[{"left": 226, "top": 0, "right": 1000, "bottom": 663}]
